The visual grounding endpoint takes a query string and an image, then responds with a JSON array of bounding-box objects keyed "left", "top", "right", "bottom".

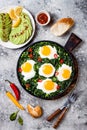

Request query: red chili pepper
[
  {"left": 18, "top": 68, "right": 22, "bottom": 72},
  {"left": 54, "top": 54, "right": 58, "bottom": 58},
  {"left": 38, "top": 79, "right": 42, "bottom": 82},
  {"left": 56, "top": 85, "right": 60, "bottom": 90},
  {"left": 5, "top": 80, "right": 20, "bottom": 100},
  {"left": 38, "top": 57, "right": 42, "bottom": 62},
  {"left": 25, "top": 84, "right": 30, "bottom": 89},
  {"left": 55, "top": 71, "right": 59, "bottom": 76},
  {"left": 28, "top": 54, "right": 33, "bottom": 59},
  {"left": 28, "top": 48, "right": 33, "bottom": 52},
  {"left": 59, "top": 59, "right": 64, "bottom": 64}
]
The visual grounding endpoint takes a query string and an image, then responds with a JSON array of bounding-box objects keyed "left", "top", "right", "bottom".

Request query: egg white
[
  {"left": 39, "top": 63, "right": 55, "bottom": 77},
  {"left": 21, "top": 60, "right": 36, "bottom": 81},
  {"left": 37, "top": 79, "right": 57, "bottom": 94},
  {"left": 39, "top": 45, "right": 57, "bottom": 59},
  {"left": 56, "top": 64, "right": 72, "bottom": 81}
]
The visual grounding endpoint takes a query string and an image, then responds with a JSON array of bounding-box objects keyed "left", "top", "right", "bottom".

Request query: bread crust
[
  {"left": 50, "top": 18, "right": 74, "bottom": 36},
  {"left": 27, "top": 104, "right": 43, "bottom": 118}
]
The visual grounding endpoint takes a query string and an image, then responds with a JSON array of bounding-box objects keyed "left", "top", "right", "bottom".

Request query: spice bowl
[{"left": 35, "top": 10, "right": 51, "bottom": 26}]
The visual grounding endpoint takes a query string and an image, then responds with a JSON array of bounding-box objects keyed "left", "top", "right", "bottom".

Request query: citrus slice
[
  {"left": 12, "top": 17, "right": 21, "bottom": 27},
  {"left": 9, "top": 8, "right": 17, "bottom": 20},
  {"left": 15, "top": 6, "right": 23, "bottom": 16}
]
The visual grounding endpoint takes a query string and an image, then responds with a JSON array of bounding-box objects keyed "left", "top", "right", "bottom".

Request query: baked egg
[
  {"left": 37, "top": 79, "right": 57, "bottom": 94},
  {"left": 39, "top": 63, "right": 55, "bottom": 77},
  {"left": 39, "top": 45, "right": 58, "bottom": 59},
  {"left": 21, "top": 60, "right": 36, "bottom": 81},
  {"left": 56, "top": 64, "right": 72, "bottom": 81}
]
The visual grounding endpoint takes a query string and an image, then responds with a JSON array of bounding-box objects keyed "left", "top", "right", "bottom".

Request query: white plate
[{"left": 0, "top": 6, "right": 35, "bottom": 49}]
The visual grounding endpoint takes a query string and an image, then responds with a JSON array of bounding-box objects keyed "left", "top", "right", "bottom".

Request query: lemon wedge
[
  {"left": 15, "top": 6, "right": 23, "bottom": 16},
  {"left": 12, "top": 17, "right": 21, "bottom": 28},
  {"left": 9, "top": 8, "right": 17, "bottom": 20}
]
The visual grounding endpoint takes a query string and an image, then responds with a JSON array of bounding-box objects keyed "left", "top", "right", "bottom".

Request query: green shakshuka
[{"left": 17, "top": 41, "right": 75, "bottom": 99}]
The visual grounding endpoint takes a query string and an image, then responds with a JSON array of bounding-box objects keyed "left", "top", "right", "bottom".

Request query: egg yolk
[
  {"left": 21, "top": 62, "right": 32, "bottom": 72},
  {"left": 62, "top": 69, "right": 71, "bottom": 79},
  {"left": 43, "top": 64, "right": 53, "bottom": 75},
  {"left": 44, "top": 80, "right": 55, "bottom": 90},
  {"left": 41, "top": 46, "right": 51, "bottom": 56}
]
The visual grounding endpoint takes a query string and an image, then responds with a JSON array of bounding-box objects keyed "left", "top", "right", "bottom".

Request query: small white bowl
[{"left": 35, "top": 10, "right": 51, "bottom": 26}]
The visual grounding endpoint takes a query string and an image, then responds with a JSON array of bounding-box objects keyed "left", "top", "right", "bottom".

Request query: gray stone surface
[{"left": 0, "top": 0, "right": 87, "bottom": 130}]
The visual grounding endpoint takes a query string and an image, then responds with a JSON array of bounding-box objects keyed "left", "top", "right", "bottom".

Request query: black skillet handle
[{"left": 64, "top": 33, "right": 82, "bottom": 53}]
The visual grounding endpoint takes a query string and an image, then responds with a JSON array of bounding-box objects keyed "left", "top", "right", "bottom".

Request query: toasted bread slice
[
  {"left": 27, "top": 104, "right": 43, "bottom": 118},
  {"left": 50, "top": 18, "right": 74, "bottom": 36}
]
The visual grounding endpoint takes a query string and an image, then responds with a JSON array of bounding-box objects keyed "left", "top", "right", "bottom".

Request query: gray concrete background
[{"left": 0, "top": 0, "right": 87, "bottom": 130}]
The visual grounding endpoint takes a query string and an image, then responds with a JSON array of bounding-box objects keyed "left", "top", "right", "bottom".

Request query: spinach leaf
[
  {"left": 18, "top": 116, "right": 23, "bottom": 125},
  {"left": 10, "top": 110, "right": 19, "bottom": 121}
]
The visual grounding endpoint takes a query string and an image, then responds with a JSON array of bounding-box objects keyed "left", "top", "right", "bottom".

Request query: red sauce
[{"left": 37, "top": 13, "right": 48, "bottom": 24}]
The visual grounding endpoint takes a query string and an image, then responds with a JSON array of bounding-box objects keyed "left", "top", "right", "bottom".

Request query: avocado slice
[
  {"left": 9, "top": 27, "right": 26, "bottom": 44},
  {"left": 0, "top": 13, "right": 12, "bottom": 42},
  {"left": 9, "top": 12, "right": 33, "bottom": 44}
]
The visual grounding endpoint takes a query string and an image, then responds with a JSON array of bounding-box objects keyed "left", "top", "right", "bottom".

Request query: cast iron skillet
[{"left": 17, "top": 33, "right": 82, "bottom": 100}]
